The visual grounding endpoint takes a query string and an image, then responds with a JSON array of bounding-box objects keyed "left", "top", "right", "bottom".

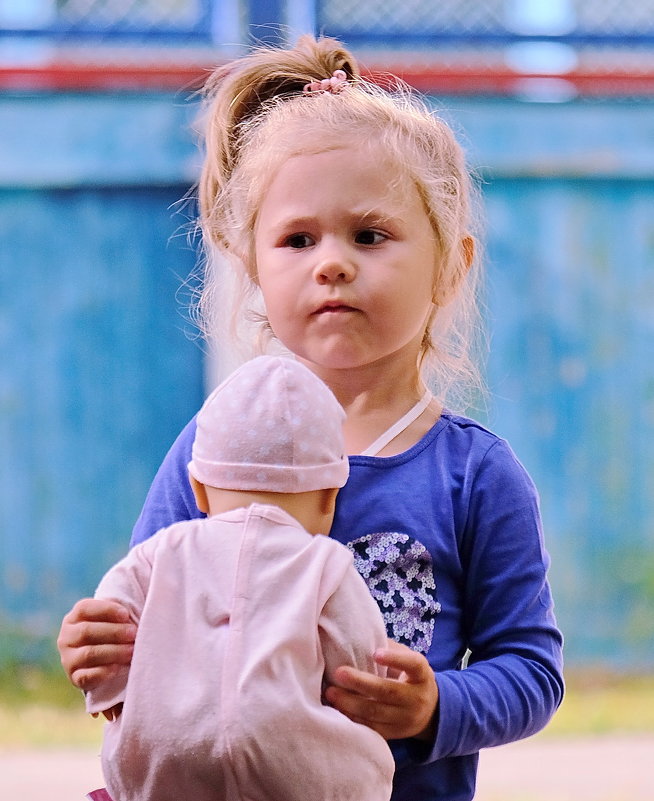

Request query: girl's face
[{"left": 253, "top": 145, "right": 440, "bottom": 375}]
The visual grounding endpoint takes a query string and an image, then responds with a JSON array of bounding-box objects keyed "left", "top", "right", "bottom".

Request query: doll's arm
[
  {"left": 319, "top": 563, "right": 389, "bottom": 684},
  {"left": 320, "top": 563, "right": 439, "bottom": 741},
  {"left": 84, "top": 541, "right": 154, "bottom": 716}
]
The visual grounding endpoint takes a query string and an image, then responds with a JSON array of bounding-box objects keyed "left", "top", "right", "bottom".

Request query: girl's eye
[
  {"left": 285, "top": 233, "right": 314, "bottom": 249},
  {"left": 355, "top": 229, "right": 386, "bottom": 246}
]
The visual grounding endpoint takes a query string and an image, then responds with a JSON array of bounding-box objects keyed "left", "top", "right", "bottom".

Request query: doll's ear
[
  {"left": 319, "top": 487, "right": 339, "bottom": 516},
  {"left": 189, "top": 473, "right": 209, "bottom": 514}
]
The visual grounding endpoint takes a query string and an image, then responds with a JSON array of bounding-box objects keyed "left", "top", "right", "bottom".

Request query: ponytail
[{"left": 199, "top": 35, "right": 359, "bottom": 230}]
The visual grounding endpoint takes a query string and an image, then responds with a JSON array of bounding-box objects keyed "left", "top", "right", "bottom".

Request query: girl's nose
[{"left": 313, "top": 244, "right": 356, "bottom": 284}]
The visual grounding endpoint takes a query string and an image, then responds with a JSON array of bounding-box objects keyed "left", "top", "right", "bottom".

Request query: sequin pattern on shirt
[{"left": 347, "top": 532, "right": 441, "bottom": 654}]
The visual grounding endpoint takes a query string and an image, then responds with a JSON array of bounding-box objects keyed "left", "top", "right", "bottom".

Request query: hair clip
[{"left": 303, "top": 69, "right": 348, "bottom": 95}]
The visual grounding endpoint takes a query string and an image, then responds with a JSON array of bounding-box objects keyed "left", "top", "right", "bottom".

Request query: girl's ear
[
  {"left": 189, "top": 473, "right": 210, "bottom": 514},
  {"left": 462, "top": 235, "right": 475, "bottom": 270},
  {"left": 432, "top": 235, "right": 475, "bottom": 306}
]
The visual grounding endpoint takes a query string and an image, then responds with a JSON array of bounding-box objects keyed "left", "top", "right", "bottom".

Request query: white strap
[{"left": 360, "top": 390, "right": 433, "bottom": 457}]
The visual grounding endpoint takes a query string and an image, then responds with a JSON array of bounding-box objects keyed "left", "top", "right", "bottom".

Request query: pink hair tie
[{"left": 303, "top": 69, "right": 348, "bottom": 95}]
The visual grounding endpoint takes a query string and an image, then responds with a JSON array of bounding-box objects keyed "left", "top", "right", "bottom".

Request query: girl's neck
[
  {"left": 306, "top": 349, "right": 420, "bottom": 404},
  {"left": 307, "top": 360, "right": 440, "bottom": 457},
  {"left": 342, "top": 393, "right": 441, "bottom": 457}
]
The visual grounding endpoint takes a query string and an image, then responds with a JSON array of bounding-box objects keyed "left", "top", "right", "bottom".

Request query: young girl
[{"left": 58, "top": 35, "right": 564, "bottom": 801}]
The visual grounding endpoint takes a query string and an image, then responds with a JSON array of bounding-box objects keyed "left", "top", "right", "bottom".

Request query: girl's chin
[{"left": 295, "top": 349, "right": 372, "bottom": 373}]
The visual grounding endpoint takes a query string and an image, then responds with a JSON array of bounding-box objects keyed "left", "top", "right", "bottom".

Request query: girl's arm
[
  {"left": 130, "top": 416, "right": 202, "bottom": 546},
  {"left": 57, "top": 417, "right": 200, "bottom": 689},
  {"left": 425, "top": 441, "right": 564, "bottom": 759}
]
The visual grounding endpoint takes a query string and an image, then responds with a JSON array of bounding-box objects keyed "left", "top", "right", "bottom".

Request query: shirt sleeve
[
  {"left": 423, "top": 439, "right": 564, "bottom": 762},
  {"left": 130, "top": 416, "right": 203, "bottom": 548},
  {"left": 319, "top": 561, "right": 390, "bottom": 684},
  {"left": 84, "top": 539, "right": 157, "bottom": 714}
]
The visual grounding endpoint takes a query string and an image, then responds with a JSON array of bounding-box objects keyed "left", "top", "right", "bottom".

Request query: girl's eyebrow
[
  {"left": 274, "top": 208, "right": 404, "bottom": 229},
  {"left": 274, "top": 215, "right": 315, "bottom": 230}
]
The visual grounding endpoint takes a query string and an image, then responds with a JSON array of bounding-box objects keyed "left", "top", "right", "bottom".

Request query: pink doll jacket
[{"left": 85, "top": 503, "right": 394, "bottom": 801}]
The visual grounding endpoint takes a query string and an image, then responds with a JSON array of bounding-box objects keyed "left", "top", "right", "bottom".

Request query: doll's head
[
  {"left": 196, "top": 35, "right": 483, "bottom": 408},
  {"left": 188, "top": 355, "right": 349, "bottom": 494}
]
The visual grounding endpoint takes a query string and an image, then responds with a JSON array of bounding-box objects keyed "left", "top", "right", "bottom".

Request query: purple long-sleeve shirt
[{"left": 131, "top": 411, "right": 564, "bottom": 801}]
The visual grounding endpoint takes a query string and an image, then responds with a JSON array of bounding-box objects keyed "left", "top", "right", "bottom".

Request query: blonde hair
[{"left": 194, "top": 35, "right": 485, "bottom": 410}]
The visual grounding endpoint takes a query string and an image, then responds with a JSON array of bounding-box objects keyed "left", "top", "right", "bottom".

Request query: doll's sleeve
[
  {"left": 84, "top": 540, "right": 156, "bottom": 714},
  {"left": 319, "top": 555, "right": 389, "bottom": 684}
]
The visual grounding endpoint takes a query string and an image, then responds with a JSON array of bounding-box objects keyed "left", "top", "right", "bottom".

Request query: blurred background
[{"left": 1, "top": 1, "right": 653, "bottom": 798}]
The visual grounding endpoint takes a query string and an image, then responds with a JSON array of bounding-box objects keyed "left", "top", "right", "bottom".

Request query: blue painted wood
[
  {"left": 438, "top": 97, "right": 654, "bottom": 178},
  {"left": 247, "top": 0, "right": 285, "bottom": 44},
  {"left": 0, "top": 185, "right": 204, "bottom": 629},
  {"left": 0, "top": 93, "right": 201, "bottom": 188},
  {"left": 480, "top": 175, "right": 654, "bottom": 668},
  {"left": 0, "top": 93, "right": 205, "bottom": 653},
  {"left": 1, "top": 90, "right": 653, "bottom": 669},
  {"left": 438, "top": 98, "right": 654, "bottom": 668}
]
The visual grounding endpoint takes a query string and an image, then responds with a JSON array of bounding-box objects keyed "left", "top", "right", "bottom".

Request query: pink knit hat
[{"left": 188, "top": 356, "right": 349, "bottom": 493}]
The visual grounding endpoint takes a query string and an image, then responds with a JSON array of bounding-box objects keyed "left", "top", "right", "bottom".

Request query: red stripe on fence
[{"left": 2, "top": 60, "right": 654, "bottom": 96}]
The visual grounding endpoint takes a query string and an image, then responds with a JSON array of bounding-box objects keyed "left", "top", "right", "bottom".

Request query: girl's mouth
[{"left": 314, "top": 302, "right": 357, "bottom": 315}]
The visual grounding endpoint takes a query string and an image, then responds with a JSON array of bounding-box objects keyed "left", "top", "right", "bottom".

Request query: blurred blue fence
[
  {"left": 0, "top": 92, "right": 206, "bottom": 661},
  {"left": 1, "top": 1, "right": 653, "bottom": 670},
  {"left": 3, "top": 0, "right": 654, "bottom": 44}
]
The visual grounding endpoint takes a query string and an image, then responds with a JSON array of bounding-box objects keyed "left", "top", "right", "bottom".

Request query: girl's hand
[
  {"left": 57, "top": 598, "right": 136, "bottom": 692},
  {"left": 324, "top": 640, "right": 439, "bottom": 741}
]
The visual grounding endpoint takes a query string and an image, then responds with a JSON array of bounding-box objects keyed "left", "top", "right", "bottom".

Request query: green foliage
[
  {"left": 0, "top": 663, "right": 102, "bottom": 747},
  {"left": 0, "top": 661, "right": 84, "bottom": 709},
  {"left": 544, "top": 671, "right": 654, "bottom": 737}
]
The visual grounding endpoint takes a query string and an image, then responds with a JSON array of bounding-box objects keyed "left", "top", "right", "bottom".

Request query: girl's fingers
[
  {"left": 59, "top": 599, "right": 136, "bottom": 648},
  {"left": 330, "top": 665, "right": 394, "bottom": 703},
  {"left": 70, "top": 647, "right": 133, "bottom": 692},
  {"left": 325, "top": 683, "right": 416, "bottom": 740},
  {"left": 327, "top": 665, "right": 412, "bottom": 716},
  {"left": 72, "top": 642, "right": 134, "bottom": 670},
  {"left": 60, "top": 633, "right": 133, "bottom": 687},
  {"left": 374, "top": 642, "right": 430, "bottom": 682},
  {"left": 324, "top": 684, "right": 389, "bottom": 726},
  {"left": 326, "top": 646, "right": 440, "bottom": 740},
  {"left": 65, "top": 598, "right": 132, "bottom": 627},
  {"left": 72, "top": 665, "right": 122, "bottom": 693},
  {"left": 58, "top": 598, "right": 136, "bottom": 689},
  {"left": 69, "top": 620, "right": 137, "bottom": 647},
  {"left": 330, "top": 654, "right": 431, "bottom": 707}
]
